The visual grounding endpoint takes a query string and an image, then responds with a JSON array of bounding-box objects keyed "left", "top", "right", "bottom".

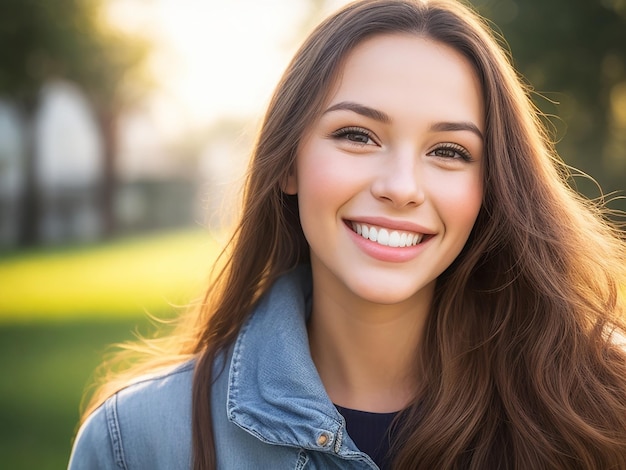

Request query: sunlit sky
[{"left": 105, "top": 0, "right": 352, "bottom": 129}]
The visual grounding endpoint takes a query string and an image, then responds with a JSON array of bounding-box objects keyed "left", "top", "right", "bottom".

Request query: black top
[{"left": 335, "top": 405, "right": 399, "bottom": 469}]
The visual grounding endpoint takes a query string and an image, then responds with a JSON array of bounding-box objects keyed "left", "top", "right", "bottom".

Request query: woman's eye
[
  {"left": 331, "top": 127, "right": 377, "bottom": 145},
  {"left": 429, "top": 143, "right": 472, "bottom": 162}
]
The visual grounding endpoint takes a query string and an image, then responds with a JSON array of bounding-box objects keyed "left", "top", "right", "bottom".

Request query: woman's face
[{"left": 285, "top": 34, "right": 484, "bottom": 308}]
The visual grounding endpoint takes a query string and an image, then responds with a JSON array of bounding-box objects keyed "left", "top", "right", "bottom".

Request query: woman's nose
[{"left": 370, "top": 149, "right": 425, "bottom": 208}]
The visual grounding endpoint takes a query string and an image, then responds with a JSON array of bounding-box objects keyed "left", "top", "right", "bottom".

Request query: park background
[{"left": 0, "top": 0, "right": 625, "bottom": 468}]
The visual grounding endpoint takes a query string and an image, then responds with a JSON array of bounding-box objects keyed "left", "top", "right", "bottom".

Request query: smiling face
[{"left": 285, "top": 34, "right": 484, "bottom": 310}]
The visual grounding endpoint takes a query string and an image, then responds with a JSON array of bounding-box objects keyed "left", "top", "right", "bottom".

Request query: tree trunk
[
  {"left": 98, "top": 108, "right": 117, "bottom": 238},
  {"left": 18, "top": 106, "right": 39, "bottom": 246}
]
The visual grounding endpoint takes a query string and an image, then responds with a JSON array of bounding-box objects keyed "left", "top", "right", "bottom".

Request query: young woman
[{"left": 69, "top": 0, "right": 626, "bottom": 469}]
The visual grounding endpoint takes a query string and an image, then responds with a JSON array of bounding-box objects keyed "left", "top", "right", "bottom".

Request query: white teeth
[
  {"left": 351, "top": 222, "right": 424, "bottom": 248},
  {"left": 388, "top": 230, "right": 400, "bottom": 247},
  {"left": 378, "top": 229, "right": 390, "bottom": 245},
  {"left": 399, "top": 232, "right": 407, "bottom": 247}
]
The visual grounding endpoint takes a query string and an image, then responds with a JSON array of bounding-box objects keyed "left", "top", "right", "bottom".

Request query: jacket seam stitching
[
  {"left": 105, "top": 394, "right": 128, "bottom": 470},
  {"left": 227, "top": 312, "right": 253, "bottom": 419},
  {"left": 296, "top": 449, "right": 309, "bottom": 469}
]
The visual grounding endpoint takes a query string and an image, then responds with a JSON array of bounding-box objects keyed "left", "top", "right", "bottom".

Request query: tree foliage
[
  {"left": 0, "top": 0, "right": 150, "bottom": 110},
  {"left": 472, "top": 0, "right": 626, "bottom": 206}
]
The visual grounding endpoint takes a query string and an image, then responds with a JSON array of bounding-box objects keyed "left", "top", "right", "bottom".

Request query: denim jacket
[{"left": 68, "top": 267, "right": 379, "bottom": 469}]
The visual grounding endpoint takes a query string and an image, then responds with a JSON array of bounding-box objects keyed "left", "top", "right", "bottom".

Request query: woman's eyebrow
[
  {"left": 430, "top": 121, "right": 484, "bottom": 141},
  {"left": 323, "top": 100, "right": 484, "bottom": 141},
  {"left": 323, "top": 101, "right": 391, "bottom": 123}
]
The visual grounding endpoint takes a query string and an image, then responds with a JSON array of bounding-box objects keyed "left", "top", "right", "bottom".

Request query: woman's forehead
[{"left": 320, "top": 34, "right": 485, "bottom": 133}]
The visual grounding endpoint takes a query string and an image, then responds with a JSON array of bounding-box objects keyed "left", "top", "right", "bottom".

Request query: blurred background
[{"left": 0, "top": 0, "right": 624, "bottom": 468}]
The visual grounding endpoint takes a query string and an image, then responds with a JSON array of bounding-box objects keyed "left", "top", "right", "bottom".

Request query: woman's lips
[{"left": 344, "top": 219, "right": 432, "bottom": 263}]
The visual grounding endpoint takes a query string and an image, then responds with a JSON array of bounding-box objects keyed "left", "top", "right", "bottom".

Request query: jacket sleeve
[{"left": 68, "top": 401, "right": 122, "bottom": 470}]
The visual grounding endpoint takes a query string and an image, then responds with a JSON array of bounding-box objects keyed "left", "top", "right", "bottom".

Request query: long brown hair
[{"left": 82, "top": 1, "right": 626, "bottom": 468}]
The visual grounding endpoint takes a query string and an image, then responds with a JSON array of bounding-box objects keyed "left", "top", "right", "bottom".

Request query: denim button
[{"left": 317, "top": 432, "right": 331, "bottom": 447}]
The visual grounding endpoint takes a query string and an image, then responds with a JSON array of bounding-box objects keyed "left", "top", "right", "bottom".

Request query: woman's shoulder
[
  {"left": 68, "top": 360, "right": 197, "bottom": 469},
  {"left": 115, "top": 359, "right": 196, "bottom": 409}
]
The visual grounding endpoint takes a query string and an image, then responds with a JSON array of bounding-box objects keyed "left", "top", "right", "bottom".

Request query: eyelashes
[
  {"left": 330, "top": 126, "right": 474, "bottom": 161},
  {"left": 330, "top": 126, "right": 378, "bottom": 145},
  {"left": 428, "top": 142, "right": 473, "bottom": 162}
]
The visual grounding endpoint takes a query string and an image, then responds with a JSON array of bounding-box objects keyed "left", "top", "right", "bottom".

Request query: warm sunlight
[{"left": 104, "top": 0, "right": 350, "bottom": 126}]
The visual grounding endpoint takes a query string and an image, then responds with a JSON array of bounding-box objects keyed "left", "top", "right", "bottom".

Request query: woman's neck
[{"left": 307, "top": 278, "right": 433, "bottom": 413}]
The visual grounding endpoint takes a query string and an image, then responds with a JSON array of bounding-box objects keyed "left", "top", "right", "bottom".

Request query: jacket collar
[{"left": 226, "top": 266, "right": 363, "bottom": 458}]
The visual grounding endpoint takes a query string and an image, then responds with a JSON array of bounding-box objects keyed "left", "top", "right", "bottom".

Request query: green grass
[
  {"left": 0, "top": 229, "right": 222, "bottom": 322},
  {"left": 0, "top": 319, "right": 153, "bottom": 469},
  {"left": 0, "top": 229, "right": 223, "bottom": 469}
]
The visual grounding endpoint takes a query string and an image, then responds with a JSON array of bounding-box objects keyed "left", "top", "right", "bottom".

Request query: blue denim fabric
[{"left": 68, "top": 266, "right": 379, "bottom": 469}]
